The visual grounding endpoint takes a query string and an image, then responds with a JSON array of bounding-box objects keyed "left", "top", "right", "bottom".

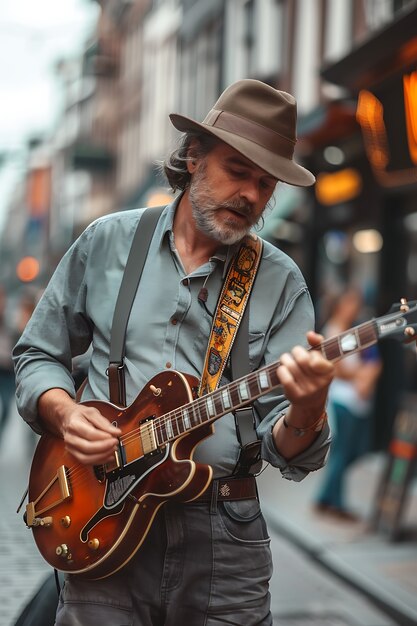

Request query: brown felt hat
[{"left": 169, "top": 79, "right": 315, "bottom": 187}]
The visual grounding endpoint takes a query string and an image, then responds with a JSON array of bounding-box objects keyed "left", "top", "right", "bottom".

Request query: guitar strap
[
  {"left": 108, "top": 206, "right": 165, "bottom": 406},
  {"left": 198, "top": 233, "right": 263, "bottom": 475},
  {"left": 198, "top": 233, "right": 262, "bottom": 395},
  {"left": 108, "top": 207, "right": 263, "bottom": 475}
]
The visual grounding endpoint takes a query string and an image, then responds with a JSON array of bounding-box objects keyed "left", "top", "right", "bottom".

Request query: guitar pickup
[{"left": 140, "top": 420, "right": 158, "bottom": 455}]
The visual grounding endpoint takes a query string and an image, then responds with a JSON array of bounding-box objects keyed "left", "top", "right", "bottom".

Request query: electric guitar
[{"left": 23, "top": 299, "right": 417, "bottom": 579}]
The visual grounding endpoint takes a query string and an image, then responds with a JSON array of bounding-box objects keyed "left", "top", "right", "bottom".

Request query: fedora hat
[{"left": 169, "top": 79, "right": 315, "bottom": 187}]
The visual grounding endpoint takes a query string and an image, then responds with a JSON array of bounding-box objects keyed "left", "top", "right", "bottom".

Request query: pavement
[
  {"left": 0, "top": 414, "right": 50, "bottom": 626},
  {"left": 258, "top": 454, "right": 417, "bottom": 626},
  {"left": 1, "top": 406, "right": 417, "bottom": 626}
]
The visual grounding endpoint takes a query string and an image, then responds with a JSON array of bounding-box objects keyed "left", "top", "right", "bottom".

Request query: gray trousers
[{"left": 55, "top": 497, "right": 273, "bottom": 625}]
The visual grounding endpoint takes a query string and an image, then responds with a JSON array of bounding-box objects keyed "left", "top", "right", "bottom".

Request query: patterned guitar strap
[{"left": 198, "top": 233, "right": 263, "bottom": 395}]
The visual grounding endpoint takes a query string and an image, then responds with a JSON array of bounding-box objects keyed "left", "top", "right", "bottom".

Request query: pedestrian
[
  {"left": 0, "top": 286, "right": 15, "bottom": 443},
  {"left": 314, "top": 288, "right": 382, "bottom": 520},
  {"left": 13, "top": 79, "right": 334, "bottom": 626}
]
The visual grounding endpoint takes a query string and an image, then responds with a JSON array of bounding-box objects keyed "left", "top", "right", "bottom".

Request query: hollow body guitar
[{"left": 24, "top": 300, "right": 417, "bottom": 579}]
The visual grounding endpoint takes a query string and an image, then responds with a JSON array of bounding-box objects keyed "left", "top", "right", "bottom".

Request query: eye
[
  {"left": 260, "top": 179, "right": 276, "bottom": 191},
  {"left": 228, "top": 168, "right": 246, "bottom": 179}
]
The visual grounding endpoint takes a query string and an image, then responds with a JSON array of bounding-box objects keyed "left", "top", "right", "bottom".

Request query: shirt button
[
  {"left": 171, "top": 318, "right": 178, "bottom": 325},
  {"left": 182, "top": 278, "right": 189, "bottom": 286},
  {"left": 166, "top": 362, "right": 172, "bottom": 368}
]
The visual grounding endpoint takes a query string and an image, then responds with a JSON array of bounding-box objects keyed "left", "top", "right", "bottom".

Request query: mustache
[{"left": 218, "top": 199, "right": 254, "bottom": 216}]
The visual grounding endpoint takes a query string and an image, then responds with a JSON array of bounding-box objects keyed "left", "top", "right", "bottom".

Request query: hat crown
[
  {"left": 169, "top": 78, "right": 315, "bottom": 186},
  {"left": 211, "top": 80, "right": 297, "bottom": 144}
]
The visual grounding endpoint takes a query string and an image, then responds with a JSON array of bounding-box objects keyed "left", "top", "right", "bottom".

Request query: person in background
[
  {"left": 0, "top": 285, "right": 15, "bottom": 442},
  {"left": 314, "top": 287, "right": 382, "bottom": 521},
  {"left": 14, "top": 79, "right": 334, "bottom": 625}
]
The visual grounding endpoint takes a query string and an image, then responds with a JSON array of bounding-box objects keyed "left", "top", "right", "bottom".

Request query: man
[{"left": 14, "top": 79, "right": 334, "bottom": 625}]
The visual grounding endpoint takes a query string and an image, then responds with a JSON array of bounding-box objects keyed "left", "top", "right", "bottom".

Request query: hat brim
[{"left": 169, "top": 113, "right": 315, "bottom": 187}]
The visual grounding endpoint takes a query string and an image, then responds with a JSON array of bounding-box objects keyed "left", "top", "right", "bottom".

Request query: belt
[{"left": 192, "top": 476, "right": 258, "bottom": 502}]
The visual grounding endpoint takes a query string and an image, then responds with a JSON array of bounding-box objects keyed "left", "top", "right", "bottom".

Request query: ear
[{"left": 186, "top": 139, "right": 199, "bottom": 173}]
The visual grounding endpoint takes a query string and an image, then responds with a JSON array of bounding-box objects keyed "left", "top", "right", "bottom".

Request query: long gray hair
[{"left": 162, "top": 132, "right": 219, "bottom": 192}]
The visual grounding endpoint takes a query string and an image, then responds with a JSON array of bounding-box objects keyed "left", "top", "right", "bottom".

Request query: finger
[
  {"left": 307, "top": 330, "right": 324, "bottom": 347},
  {"left": 82, "top": 408, "right": 122, "bottom": 435},
  {"left": 290, "top": 345, "right": 313, "bottom": 376},
  {"left": 65, "top": 435, "right": 119, "bottom": 461},
  {"left": 66, "top": 447, "right": 118, "bottom": 466}
]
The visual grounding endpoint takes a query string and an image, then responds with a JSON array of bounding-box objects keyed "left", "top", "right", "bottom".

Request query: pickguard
[{"left": 80, "top": 445, "right": 169, "bottom": 541}]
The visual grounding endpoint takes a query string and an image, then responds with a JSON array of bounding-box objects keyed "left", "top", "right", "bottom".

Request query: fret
[
  {"left": 196, "top": 398, "right": 209, "bottom": 424},
  {"left": 228, "top": 383, "right": 241, "bottom": 409},
  {"left": 322, "top": 338, "right": 341, "bottom": 361},
  {"left": 320, "top": 322, "right": 379, "bottom": 364},
  {"left": 171, "top": 412, "right": 181, "bottom": 437},
  {"left": 166, "top": 419, "right": 174, "bottom": 440},
  {"left": 258, "top": 370, "right": 269, "bottom": 390},
  {"left": 182, "top": 408, "right": 191, "bottom": 430},
  {"left": 320, "top": 338, "right": 333, "bottom": 361},
  {"left": 238, "top": 380, "right": 249, "bottom": 402},
  {"left": 248, "top": 375, "right": 260, "bottom": 398},
  {"left": 358, "top": 321, "right": 377, "bottom": 346},
  {"left": 354, "top": 327, "right": 361, "bottom": 350},
  {"left": 213, "top": 391, "right": 224, "bottom": 415},
  {"left": 221, "top": 387, "right": 232, "bottom": 409},
  {"left": 190, "top": 402, "right": 202, "bottom": 427},
  {"left": 155, "top": 420, "right": 165, "bottom": 445},
  {"left": 206, "top": 395, "right": 216, "bottom": 417},
  {"left": 266, "top": 364, "right": 280, "bottom": 388},
  {"left": 176, "top": 411, "right": 185, "bottom": 435}
]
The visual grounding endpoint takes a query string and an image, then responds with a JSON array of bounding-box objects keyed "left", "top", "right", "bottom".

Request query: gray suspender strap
[
  {"left": 231, "top": 296, "right": 262, "bottom": 476},
  {"left": 108, "top": 206, "right": 165, "bottom": 406}
]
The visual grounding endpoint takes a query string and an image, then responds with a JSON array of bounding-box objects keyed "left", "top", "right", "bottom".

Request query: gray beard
[{"left": 189, "top": 169, "right": 255, "bottom": 245}]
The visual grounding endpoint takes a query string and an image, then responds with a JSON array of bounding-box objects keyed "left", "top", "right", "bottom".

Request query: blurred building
[{"left": 0, "top": 0, "right": 417, "bottom": 444}]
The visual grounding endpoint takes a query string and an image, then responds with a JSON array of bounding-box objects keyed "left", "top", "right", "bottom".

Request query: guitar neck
[{"left": 153, "top": 318, "right": 379, "bottom": 446}]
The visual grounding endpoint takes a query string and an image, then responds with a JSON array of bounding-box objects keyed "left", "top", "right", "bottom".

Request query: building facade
[{"left": 1, "top": 0, "right": 417, "bottom": 443}]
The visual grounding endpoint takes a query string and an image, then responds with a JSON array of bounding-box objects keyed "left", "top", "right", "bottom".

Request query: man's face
[{"left": 188, "top": 142, "right": 277, "bottom": 245}]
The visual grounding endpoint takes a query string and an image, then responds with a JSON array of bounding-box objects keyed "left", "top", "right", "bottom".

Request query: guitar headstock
[{"left": 376, "top": 298, "right": 417, "bottom": 343}]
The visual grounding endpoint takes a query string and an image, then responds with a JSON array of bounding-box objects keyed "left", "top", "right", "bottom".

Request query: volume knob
[{"left": 56, "top": 544, "right": 69, "bottom": 558}]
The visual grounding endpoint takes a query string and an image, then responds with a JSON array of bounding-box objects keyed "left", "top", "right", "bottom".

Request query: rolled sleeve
[
  {"left": 251, "top": 261, "right": 331, "bottom": 481},
  {"left": 261, "top": 418, "right": 331, "bottom": 482}
]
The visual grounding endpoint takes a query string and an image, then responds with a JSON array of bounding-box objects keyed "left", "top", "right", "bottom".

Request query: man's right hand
[{"left": 38, "top": 389, "right": 122, "bottom": 465}]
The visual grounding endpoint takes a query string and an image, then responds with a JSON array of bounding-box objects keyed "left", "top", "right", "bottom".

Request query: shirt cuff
[
  {"left": 15, "top": 370, "right": 76, "bottom": 435},
  {"left": 261, "top": 419, "right": 331, "bottom": 482}
]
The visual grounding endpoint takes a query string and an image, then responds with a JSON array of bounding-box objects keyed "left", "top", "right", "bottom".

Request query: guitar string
[
  {"left": 120, "top": 319, "right": 378, "bottom": 445},
  {"left": 52, "top": 319, "right": 381, "bottom": 487},
  {"left": 118, "top": 319, "right": 379, "bottom": 449}
]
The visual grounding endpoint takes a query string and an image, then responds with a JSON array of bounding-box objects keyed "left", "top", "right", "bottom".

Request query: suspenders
[
  {"left": 108, "top": 206, "right": 262, "bottom": 475},
  {"left": 108, "top": 207, "right": 165, "bottom": 406}
]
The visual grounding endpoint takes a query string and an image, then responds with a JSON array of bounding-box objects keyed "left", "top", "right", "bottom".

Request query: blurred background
[
  {"left": 1, "top": 2, "right": 417, "bottom": 624},
  {"left": 1, "top": 0, "right": 417, "bottom": 448}
]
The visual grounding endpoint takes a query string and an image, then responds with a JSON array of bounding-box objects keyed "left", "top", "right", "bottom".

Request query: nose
[{"left": 239, "top": 178, "right": 259, "bottom": 205}]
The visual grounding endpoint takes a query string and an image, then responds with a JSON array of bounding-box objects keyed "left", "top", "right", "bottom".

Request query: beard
[{"left": 188, "top": 163, "right": 259, "bottom": 245}]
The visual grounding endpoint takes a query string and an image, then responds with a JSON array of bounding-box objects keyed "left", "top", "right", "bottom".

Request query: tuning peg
[
  {"left": 400, "top": 298, "right": 409, "bottom": 312},
  {"left": 405, "top": 326, "right": 416, "bottom": 337}
]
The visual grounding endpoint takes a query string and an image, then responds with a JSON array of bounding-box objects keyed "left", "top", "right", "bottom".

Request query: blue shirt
[{"left": 13, "top": 199, "right": 330, "bottom": 480}]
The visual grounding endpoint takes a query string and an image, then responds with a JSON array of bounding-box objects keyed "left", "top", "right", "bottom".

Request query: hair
[{"left": 162, "top": 131, "right": 220, "bottom": 192}]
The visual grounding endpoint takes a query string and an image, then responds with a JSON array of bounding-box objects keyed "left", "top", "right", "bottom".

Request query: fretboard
[{"left": 153, "top": 318, "right": 379, "bottom": 447}]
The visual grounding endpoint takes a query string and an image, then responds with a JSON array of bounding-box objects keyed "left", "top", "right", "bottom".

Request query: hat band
[{"left": 203, "top": 109, "right": 295, "bottom": 159}]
